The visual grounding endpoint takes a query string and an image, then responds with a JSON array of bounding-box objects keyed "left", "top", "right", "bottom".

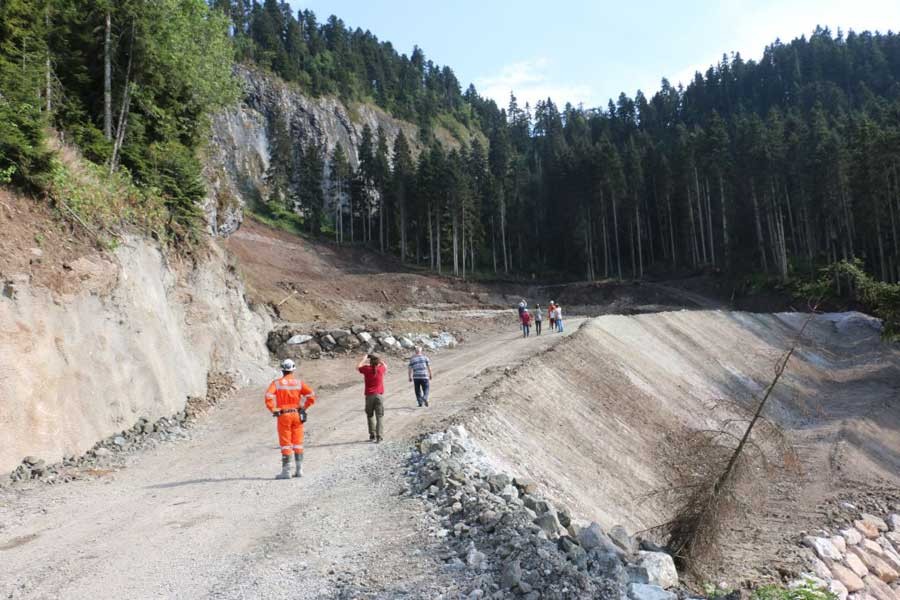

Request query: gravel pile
[
  {"left": 408, "top": 426, "right": 684, "bottom": 600},
  {"left": 268, "top": 323, "right": 460, "bottom": 360},
  {"left": 5, "top": 371, "right": 238, "bottom": 487}
]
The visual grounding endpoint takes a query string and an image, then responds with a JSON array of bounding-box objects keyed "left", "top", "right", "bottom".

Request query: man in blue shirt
[{"left": 407, "top": 346, "right": 434, "bottom": 407}]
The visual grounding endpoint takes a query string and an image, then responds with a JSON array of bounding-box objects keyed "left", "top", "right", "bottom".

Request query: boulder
[
  {"left": 843, "top": 528, "right": 865, "bottom": 546},
  {"left": 828, "top": 579, "right": 849, "bottom": 600},
  {"left": 850, "top": 548, "right": 898, "bottom": 583},
  {"left": 337, "top": 335, "right": 360, "bottom": 349},
  {"left": 845, "top": 552, "right": 871, "bottom": 578},
  {"left": 513, "top": 478, "right": 538, "bottom": 495},
  {"left": 636, "top": 551, "right": 678, "bottom": 589},
  {"left": 380, "top": 335, "right": 399, "bottom": 349},
  {"left": 300, "top": 342, "right": 322, "bottom": 358},
  {"left": 626, "top": 565, "right": 650, "bottom": 585},
  {"left": 466, "top": 543, "right": 486, "bottom": 569},
  {"left": 628, "top": 583, "right": 676, "bottom": 600},
  {"left": 833, "top": 535, "right": 849, "bottom": 554},
  {"left": 877, "top": 544, "right": 900, "bottom": 572},
  {"left": 831, "top": 563, "right": 866, "bottom": 592},
  {"left": 861, "top": 539, "right": 886, "bottom": 557},
  {"left": 610, "top": 525, "right": 637, "bottom": 554},
  {"left": 862, "top": 575, "right": 895, "bottom": 600},
  {"left": 810, "top": 556, "right": 833, "bottom": 580},
  {"left": 356, "top": 331, "right": 373, "bottom": 344},
  {"left": 861, "top": 514, "right": 889, "bottom": 533},
  {"left": 286, "top": 334, "right": 313, "bottom": 345},
  {"left": 887, "top": 514, "right": 900, "bottom": 532},
  {"left": 804, "top": 535, "right": 843, "bottom": 561},
  {"left": 534, "top": 512, "right": 561, "bottom": 537},
  {"left": 576, "top": 522, "right": 608, "bottom": 551},
  {"left": 23, "top": 456, "right": 41, "bottom": 466},
  {"left": 488, "top": 473, "right": 512, "bottom": 491},
  {"left": 856, "top": 520, "right": 882, "bottom": 540},
  {"left": 320, "top": 334, "right": 336, "bottom": 349},
  {"left": 399, "top": 337, "right": 415, "bottom": 349},
  {"left": 500, "top": 560, "right": 522, "bottom": 589},
  {"left": 350, "top": 324, "right": 366, "bottom": 334}
]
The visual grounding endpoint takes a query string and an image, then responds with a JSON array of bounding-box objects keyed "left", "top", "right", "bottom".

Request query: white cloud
[
  {"left": 475, "top": 57, "right": 597, "bottom": 110},
  {"left": 667, "top": 0, "right": 900, "bottom": 88}
]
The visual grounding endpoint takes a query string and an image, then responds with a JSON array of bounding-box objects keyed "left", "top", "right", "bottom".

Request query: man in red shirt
[{"left": 357, "top": 353, "right": 387, "bottom": 443}]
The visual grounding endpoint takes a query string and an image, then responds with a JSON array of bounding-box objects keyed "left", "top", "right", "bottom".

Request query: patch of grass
[
  {"left": 47, "top": 157, "right": 167, "bottom": 246},
  {"left": 752, "top": 579, "right": 836, "bottom": 600},
  {"left": 248, "top": 203, "right": 307, "bottom": 237}
]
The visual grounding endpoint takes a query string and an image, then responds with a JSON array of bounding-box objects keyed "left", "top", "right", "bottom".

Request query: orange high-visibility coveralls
[{"left": 265, "top": 374, "right": 316, "bottom": 457}]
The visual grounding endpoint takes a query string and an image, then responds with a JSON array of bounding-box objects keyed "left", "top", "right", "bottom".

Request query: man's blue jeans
[{"left": 414, "top": 378, "right": 430, "bottom": 406}]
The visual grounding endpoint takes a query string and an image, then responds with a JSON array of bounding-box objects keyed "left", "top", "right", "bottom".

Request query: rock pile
[
  {"left": 409, "top": 426, "right": 682, "bottom": 600},
  {"left": 796, "top": 508, "right": 900, "bottom": 600},
  {"left": 6, "top": 372, "right": 238, "bottom": 486},
  {"left": 268, "top": 324, "right": 459, "bottom": 360}
]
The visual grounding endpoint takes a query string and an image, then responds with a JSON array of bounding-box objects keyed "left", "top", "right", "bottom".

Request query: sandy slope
[
  {"left": 464, "top": 310, "right": 900, "bottom": 584},
  {"left": 0, "top": 321, "right": 580, "bottom": 599}
]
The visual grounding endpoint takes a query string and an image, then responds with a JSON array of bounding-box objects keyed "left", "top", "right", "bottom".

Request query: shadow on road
[
  {"left": 305, "top": 440, "right": 371, "bottom": 449},
  {"left": 145, "top": 477, "right": 271, "bottom": 489}
]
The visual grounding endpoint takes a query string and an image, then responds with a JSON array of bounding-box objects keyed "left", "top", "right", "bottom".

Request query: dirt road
[{"left": 0, "top": 322, "right": 581, "bottom": 599}]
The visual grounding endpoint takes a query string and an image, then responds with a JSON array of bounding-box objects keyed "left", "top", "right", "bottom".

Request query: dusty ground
[
  {"left": 461, "top": 310, "right": 900, "bottom": 587},
  {"left": 5, "top": 202, "right": 899, "bottom": 597},
  {"left": 224, "top": 217, "right": 723, "bottom": 332},
  {"left": 0, "top": 320, "right": 583, "bottom": 599}
]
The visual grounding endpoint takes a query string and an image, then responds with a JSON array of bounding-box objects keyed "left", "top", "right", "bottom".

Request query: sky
[{"left": 290, "top": 0, "right": 900, "bottom": 111}]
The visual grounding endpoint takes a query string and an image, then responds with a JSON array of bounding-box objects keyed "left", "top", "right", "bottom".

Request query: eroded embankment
[
  {"left": 461, "top": 310, "right": 900, "bottom": 582},
  {"left": 0, "top": 235, "right": 271, "bottom": 474}
]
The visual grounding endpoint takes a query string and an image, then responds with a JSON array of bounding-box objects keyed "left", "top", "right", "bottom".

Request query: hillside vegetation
[
  {"left": 216, "top": 2, "right": 900, "bottom": 288},
  {"left": 4, "top": 0, "right": 900, "bottom": 305}
]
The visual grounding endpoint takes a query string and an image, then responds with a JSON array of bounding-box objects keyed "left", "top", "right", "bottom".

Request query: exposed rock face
[
  {"left": 203, "top": 67, "right": 424, "bottom": 236},
  {"left": 0, "top": 238, "right": 271, "bottom": 474}
]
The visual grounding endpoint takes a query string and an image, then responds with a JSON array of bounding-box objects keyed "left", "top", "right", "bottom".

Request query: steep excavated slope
[
  {"left": 463, "top": 310, "right": 900, "bottom": 581},
  {"left": 0, "top": 195, "right": 271, "bottom": 474}
]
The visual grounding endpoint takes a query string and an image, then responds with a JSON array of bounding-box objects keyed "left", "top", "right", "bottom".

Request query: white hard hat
[{"left": 281, "top": 358, "right": 296, "bottom": 372}]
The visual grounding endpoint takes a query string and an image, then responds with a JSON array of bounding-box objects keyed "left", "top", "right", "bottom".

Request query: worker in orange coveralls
[{"left": 265, "top": 359, "right": 316, "bottom": 479}]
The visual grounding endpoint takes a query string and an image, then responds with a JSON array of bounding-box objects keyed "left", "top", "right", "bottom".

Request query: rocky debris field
[
  {"left": 4, "top": 372, "right": 238, "bottom": 487},
  {"left": 267, "top": 322, "right": 460, "bottom": 360},
  {"left": 408, "top": 426, "right": 687, "bottom": 600},
  {"left": 796, "top": 506, "right": 900, "bottom": 600}
]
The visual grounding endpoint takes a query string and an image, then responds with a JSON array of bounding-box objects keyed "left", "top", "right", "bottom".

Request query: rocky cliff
[
  {"left": 203, "top": 67, "right": 463, "bottom": 236},
  {"left": 203, "top": 68, "right": 419, "bottom": 236},
  {"left": 0, "top": 196, "right": 271, "bottom": 473}
]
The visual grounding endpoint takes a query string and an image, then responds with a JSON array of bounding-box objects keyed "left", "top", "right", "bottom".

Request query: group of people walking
[
  {"left": 517, "top": 299, "right": 564, "bottom": 338},
  {"left": 263, "top": 345, "right": 433, "bottom": 479}
]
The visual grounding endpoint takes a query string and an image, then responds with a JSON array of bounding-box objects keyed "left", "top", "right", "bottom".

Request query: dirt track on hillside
[{"left": 0, "top": 321, "right": 582, "bottom": 599}]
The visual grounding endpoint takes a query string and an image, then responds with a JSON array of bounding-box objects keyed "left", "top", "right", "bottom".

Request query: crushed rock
[{"left": 406, "top": 425, "right": 687, "bottom": 599}]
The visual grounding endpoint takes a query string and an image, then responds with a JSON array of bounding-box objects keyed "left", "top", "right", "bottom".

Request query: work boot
[
  {"left": 294, "top": 454, "right": 304, "bottom": 478},
  {"left": 275, "top": 455, "right": 292, "bottom": 479}
]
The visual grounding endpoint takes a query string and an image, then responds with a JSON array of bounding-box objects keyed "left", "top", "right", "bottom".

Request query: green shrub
[
  {"left": 796, "top": 259, "right": 900, "bottom": 339},
  {"left": 752, "top": 579, "right": 836, "bottom": 600}
]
